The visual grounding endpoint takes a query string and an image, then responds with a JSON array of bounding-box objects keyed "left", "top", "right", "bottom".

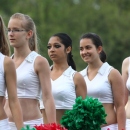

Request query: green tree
[{"left": 1, "top": 0, "right": 130, "bottom": 71}]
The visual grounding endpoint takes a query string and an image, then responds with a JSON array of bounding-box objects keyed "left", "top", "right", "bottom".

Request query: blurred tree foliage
[{"left": 0, "top": 0, "right": 130, "bottom": 71}]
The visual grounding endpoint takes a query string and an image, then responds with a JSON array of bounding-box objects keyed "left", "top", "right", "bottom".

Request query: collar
[
  {"left": 80, "top": 62, "right": 109, "bottom": 76},
  {"left": 98, "top": 62, "right": 109, "bottom": 75},
  {"left": 11, "top": 51, "right": 38, "bottom": 63}
]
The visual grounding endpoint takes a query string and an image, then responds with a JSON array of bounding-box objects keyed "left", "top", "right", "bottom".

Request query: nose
[
  {"left": 80, "top": 48, "right": 87, "bottom": 54},
  {"left": 50, "top": 46, "right": 55, "bottom": 51},
  {"left": 8, "top": 31, "right": 14, "bottom": 36}
]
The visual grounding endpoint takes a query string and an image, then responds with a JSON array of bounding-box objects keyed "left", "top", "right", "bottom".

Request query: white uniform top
[
  {"left": 126, "top": 57, "right": 130, "bottom": 91},
  {"left": 6, "top": 51, "right": 41, "bottom": 100},
  {"left": 80, "top": 62, "right": 114, "bottom": 103},
  {"left": 40, "top": 66, "right": 76, "bottom": 109},
  {"left": 0, "top": 52, "right": 6, "bottom": 96}
]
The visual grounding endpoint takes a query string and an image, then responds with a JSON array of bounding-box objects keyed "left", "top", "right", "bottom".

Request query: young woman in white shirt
[
  {"left": 40, "top": 33, "right": 87, "bottom": 124},
  {"left": 4, "top": 13, "right": 56, "bottom": 129},
  {"left": 122, "top": 57, "right": 130, "bottom": 130},
  {"left": 79, "top": 32, "right": 126, "bottom": 130},
  {"left": 0, "top": 16, "right": 23, "bottom": 130}
]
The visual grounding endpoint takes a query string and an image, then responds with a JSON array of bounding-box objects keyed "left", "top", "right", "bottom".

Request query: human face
[
  {"left": 47, "top": 36, "right": 68, "bottom": 62},
  {"left": 80, "top": 38, "right": 101, "bottom": 63},
  {"left": 8, "top": 18, "right": 28, "bottom": 48}
]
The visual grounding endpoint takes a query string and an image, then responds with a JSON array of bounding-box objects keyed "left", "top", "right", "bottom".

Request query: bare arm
[
  {"left": 74, "top": 72, "right": 87, "bottom": 99},
  {"left": 121, "top": 57, "right": 129, "bottom": 104},
  {"left": 35, "top": 56, "right": 56, "bottom": 123},
  {"left": 109, "top": 69, "right": 126, "bottom": 130},
  {"left": 4, "top": 57, "right": 23, "bottom": 130}
]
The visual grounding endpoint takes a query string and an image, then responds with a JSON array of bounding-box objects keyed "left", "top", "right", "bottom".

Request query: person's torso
[
  {"left": 126, "top": 57, "right": 130, "bottom": 92},
  {"left": 80, "top": 62, "right": 114, "bottom": 103},
  {"left": 52, "top": 66, "right": 77, "bottom": 109},
  {"left": 14, "top": 51, "right": 41, "bottom": 100},
  {"left": 126, "top": 57, "right": 130, "bottom": 118},
  {"left": 0, "top": 52, "right": 6, "bottom": 96}
]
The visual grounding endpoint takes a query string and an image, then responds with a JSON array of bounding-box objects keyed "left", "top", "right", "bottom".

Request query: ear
[
  {"left": 66, "top": 46, "right": 71, "bottom": 54},
  {"left": 26, "top": 30, "right": 33, "bottom": 39},
  {"left": 97, "top": 46, "right": 102, "bottom": 54}
]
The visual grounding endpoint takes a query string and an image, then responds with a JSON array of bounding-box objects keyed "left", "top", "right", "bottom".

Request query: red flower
[{"left": 34, "top": 123, "right": 67, "bottom": 130}]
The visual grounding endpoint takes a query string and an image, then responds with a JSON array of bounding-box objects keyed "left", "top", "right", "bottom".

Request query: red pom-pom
[{"left": 34, "top": 123, "right": 67, "bottom": 130}]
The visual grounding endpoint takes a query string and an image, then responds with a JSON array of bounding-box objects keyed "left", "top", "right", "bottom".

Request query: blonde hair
[
  {"left": 10, "top": 13, "right": 38, "bottom": 52},
  {"left": 0, "top": 16, "right": 10, "bottom": 56}
]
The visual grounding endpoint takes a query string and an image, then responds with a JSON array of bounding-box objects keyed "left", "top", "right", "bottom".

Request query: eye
[
  {"left": 7, "top": 29, "right": 11, "bottom": 32},
  {"left": 14, "top": 29, "right": 20, "bottom": 32},
  {"left": 47, "top": 45, "right": 51, "bottom": 49},
  {"left": 85, "top": 46, "right": 91, "bottom": 50},
  {"left": 54, "top": 45, "right": 61, "bottom": 48},
  {"left": 79, "top": 47, "right": 83, "bottom": 51}
]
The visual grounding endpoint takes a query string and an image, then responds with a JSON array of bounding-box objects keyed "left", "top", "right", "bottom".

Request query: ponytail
[
  {"left": 67, "top": 52, "right": 76, "bottom": 70},
  {"left": 100, "top": 50, "right": 106, "bottom": 63}
]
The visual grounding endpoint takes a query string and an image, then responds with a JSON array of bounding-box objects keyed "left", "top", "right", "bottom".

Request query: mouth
[
  {"left": 50, "top": 54, "right": 56, "bottom": 58},
  {"left": 9, "top": 39, "right": 15, "bottom": 42},
  {"left": 82, "top": 54, "right": 90, "bottom": 58}
]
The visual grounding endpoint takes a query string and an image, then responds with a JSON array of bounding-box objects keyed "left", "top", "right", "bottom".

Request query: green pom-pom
[
  {"left": 21, "top": 125, "right": 36, "bottom": 130},
  {"left": 60, "top": 96, "right": 107, "bottom": 130}
]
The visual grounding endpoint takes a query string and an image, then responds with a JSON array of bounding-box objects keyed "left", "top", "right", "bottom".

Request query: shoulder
[
  {"left": 73, "top": 71, "right": 87, "bottom": 97},
  {"left": 121, "top": 57, "right": 129, "bottom": 74},
  {"left": 4, "top": 56, "right": 14, "bottom": 67},
  {"left": 79, "top": 67, "right": 87, "bottom": 77},
  {"left": 109, "top": 68, "right": 122, "bottom": 81},
  {"left": 34, "top": 56, "right": 50, "bottom": 71},
  {"left": 4, "top": 57, "right": 15, "bottom": 72},
  {"left": 109, "top": 68, "right": 120, "bottom": 75},
  {"left": 74, "top": 72, "right": 83, "bottom": 79},
  {"left": 106, "top": 61, "right": 120, "bottom": 75},
  {"left": 35, "top": 55, "right": 49, "bottom": 64},
  {"left": 103, "top": 62, "right": 120, "bottom": 80},
  {"left": 73, "top": 71, "right": 85, "bottom": 82},
  {"left": 122, "top": 57, "right": 129, "bottom": 67}
]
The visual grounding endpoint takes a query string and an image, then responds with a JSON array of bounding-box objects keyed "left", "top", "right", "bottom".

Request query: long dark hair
[
  {"left": 52, "top": 33, "right": 76, "bottom": 70},
  {"left": 80, "top": 32, "right": 106, "bottom": 63}
]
